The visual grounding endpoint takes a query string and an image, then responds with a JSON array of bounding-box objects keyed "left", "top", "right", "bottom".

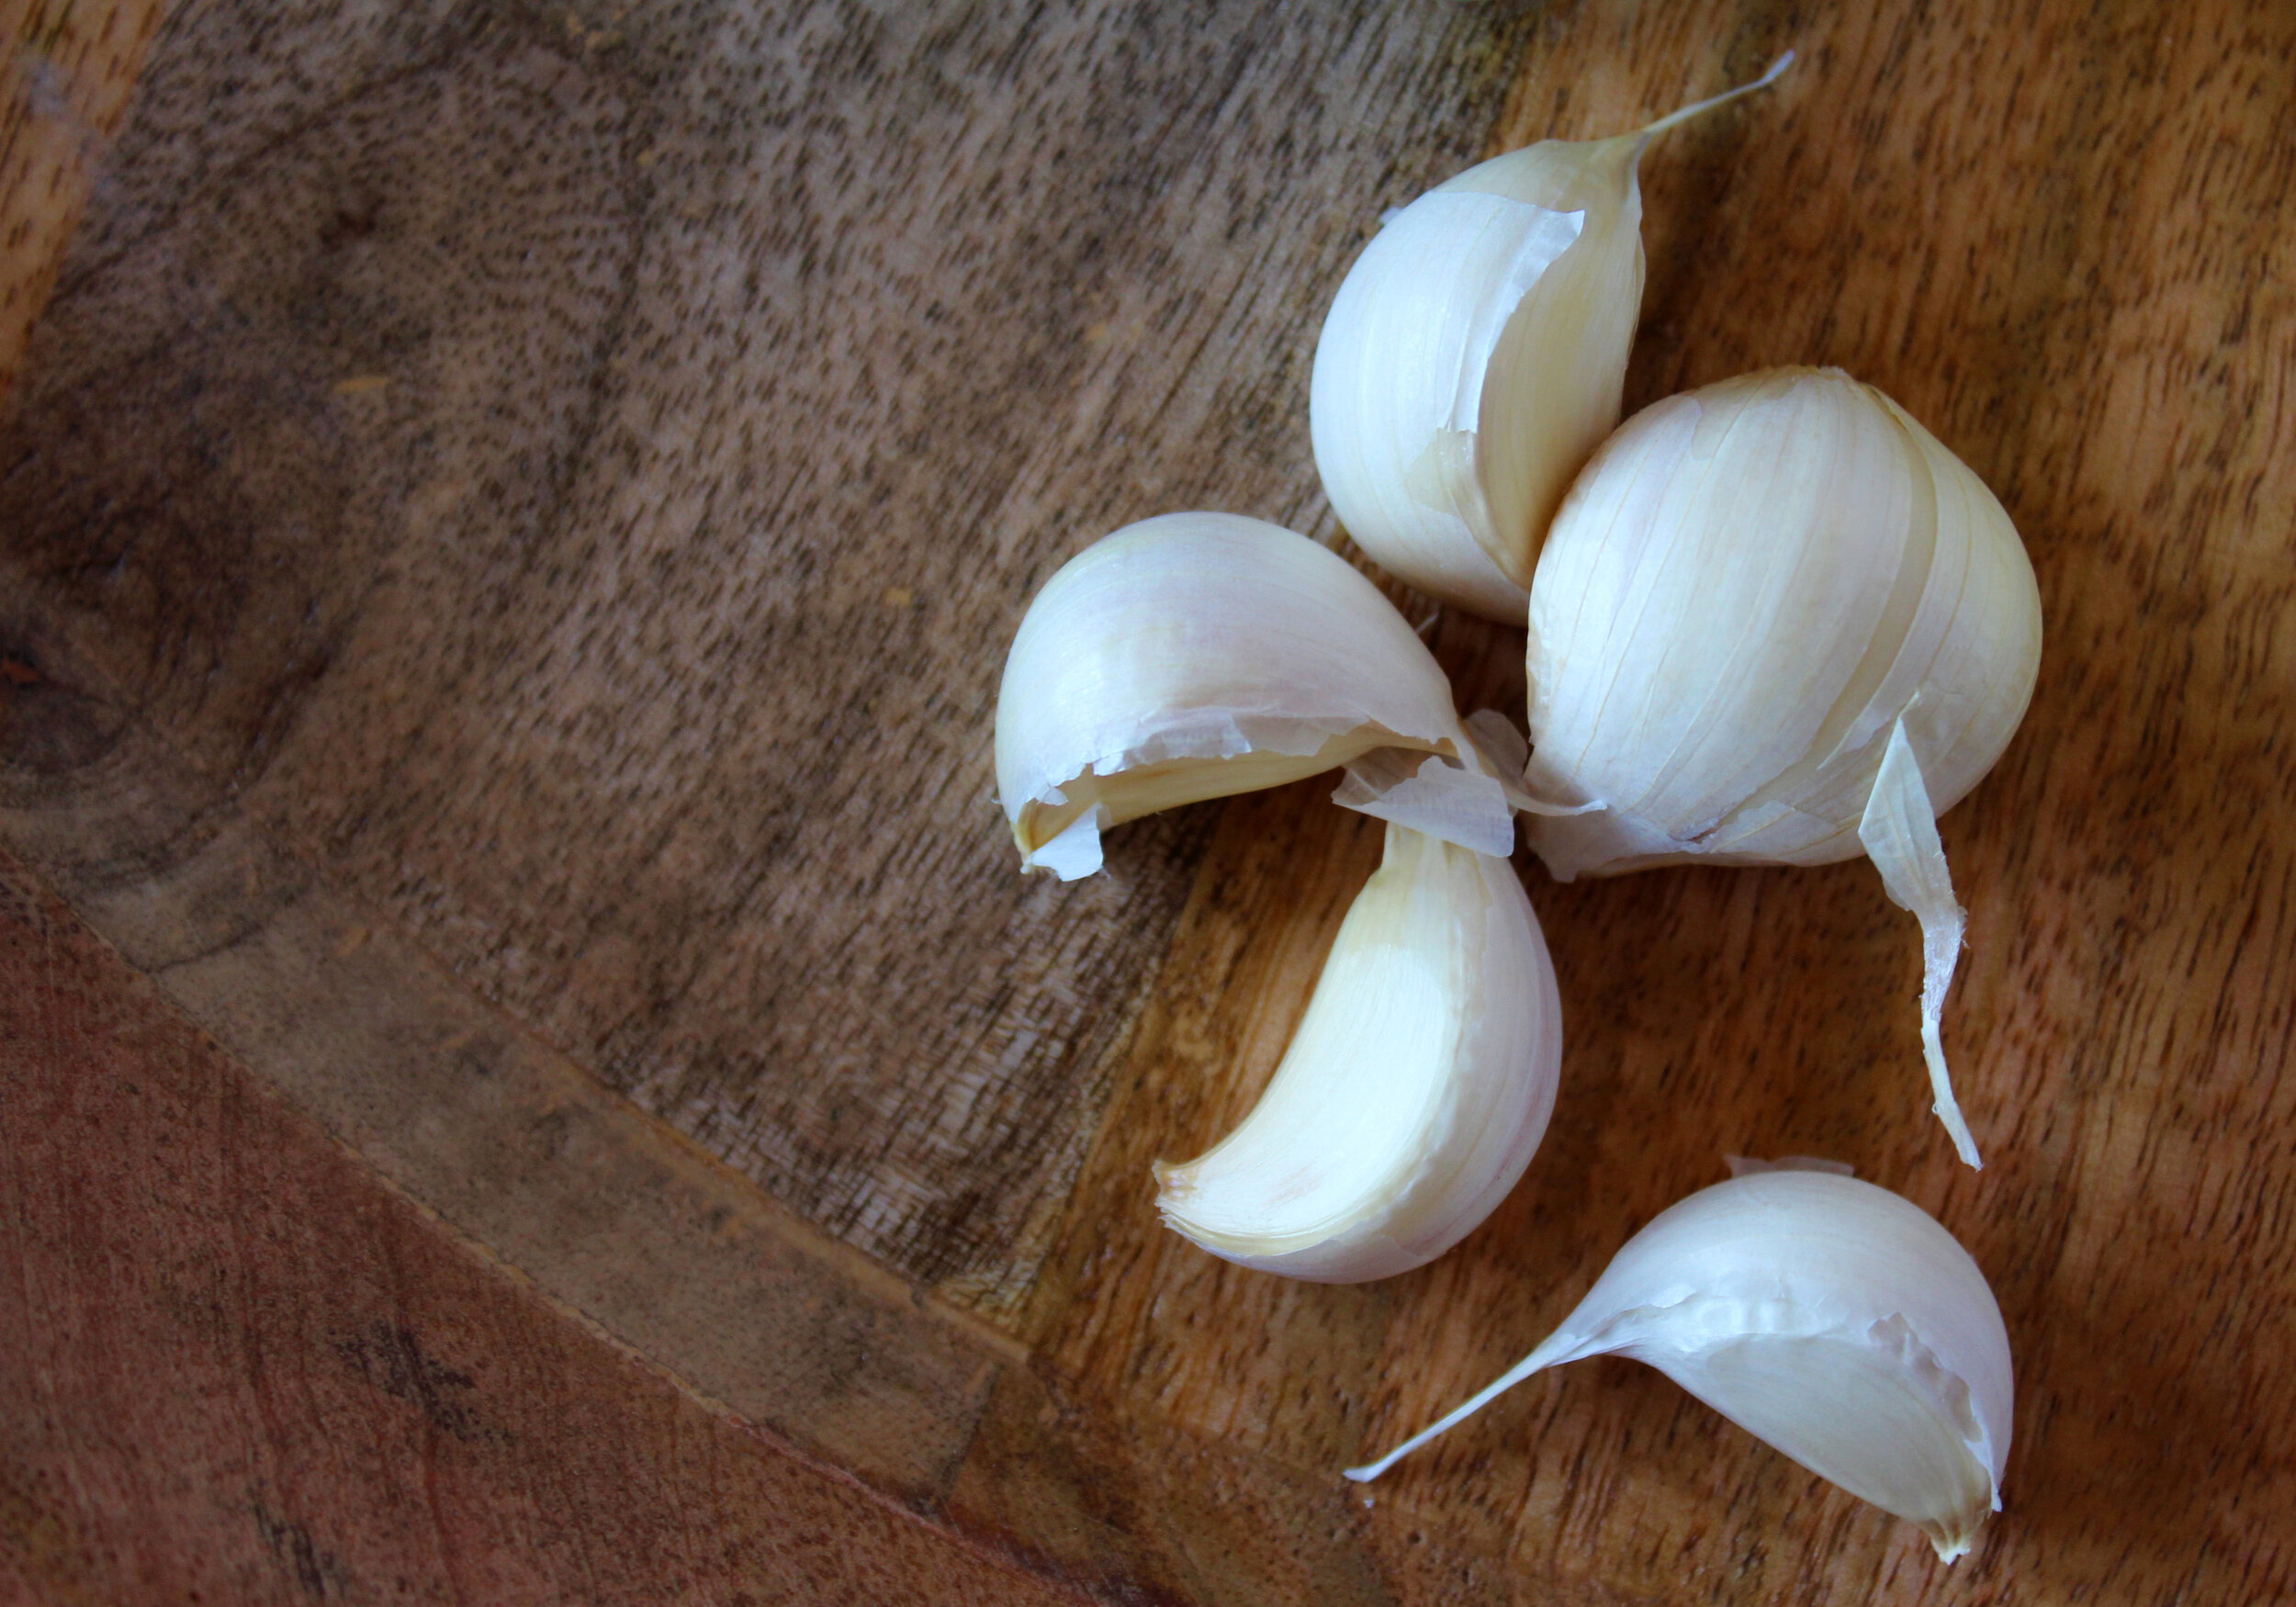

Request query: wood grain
[
  {"left": 0, "top": 681, "right": 1022, "bottom": 1504},
  {"left": 0, "top": 715, "right": 1666, "bottom": 1606},
  {"left": 0, "top": 0, "right": 166, "bottom": 410},
  {"left": 4, "top": 0, "right": 2295, "bottom": 1602},
  {"left": 0, "top": 0, "right": 1534, "bottom": 1313},
  {"left": 0, "top": 848, "right": 1097, "bottom": 1607}
]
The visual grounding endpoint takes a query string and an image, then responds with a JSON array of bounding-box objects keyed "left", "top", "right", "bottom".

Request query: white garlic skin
[
  {"left": 1349, "top": 1170, "right": 2014, "bottom": 1561},
  {"left": 1154, "top": 821, "right": 1561, "bottom": 1282},
  {"left": 996, "top": 512, "right": 1494, "bottom": 877},
  {"left": 1523, "top": 366, "right": 2043, "bottom": 880},
  {"left": 1311, "top": 57, "right": 1793, "bottom": 624},
  {"left": 1310, "top": 135, "right": 1645, "bottom": 622},
  {"left": 1541, "top": 1171, "right": 2011, "bottom": 1557}
]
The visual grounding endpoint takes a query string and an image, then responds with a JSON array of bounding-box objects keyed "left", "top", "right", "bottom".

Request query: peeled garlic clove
[
  {"left": 996, "top": 511, "right": 1512, "bottom": 877},
  {"left": 1311, "top": 54, "right": 1791, "bottom": 621},
  {"left": 1523, "top": 367, "right": 2042, "bottom": 1164},
  {"left": 1154, "top": 820, "right": 1561, "bottom": 1282},
  {"left": 1346, "top": 1169, "right": 2014, "bottom": 1562}
]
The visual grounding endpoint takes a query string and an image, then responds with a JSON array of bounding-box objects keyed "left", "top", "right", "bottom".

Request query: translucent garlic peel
[
  {"left": 1311, "top": 56, "right": 1790, "bottom": 621},
  {"left": 1860, "top": 721, "right": 1980, "bottom": 1167},
  {"left": 1345, "top": 1171, "right": 2012, "bottom": 1561},
  {"left": 1332, "top": 749, "right": 1517, "bottom": 858},
  {"left": 995, "top": 513, "right": 1509, "bottom": 876},
  {"left": 1154, "top": 822, "right": 1561, "bottom": 1283},
  {"left": 1522, "top": 368, "right": 2040, "bottom": 1163}
]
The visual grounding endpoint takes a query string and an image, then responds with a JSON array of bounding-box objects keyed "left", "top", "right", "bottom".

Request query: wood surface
[
  {"left": 0, "top": 851, "right": 1091, "bottom": 1607},
  {"left": 0, "top": 0, "right": 166, "bottom": 408},
  {"left": 3, "top": 1, "right": 2294, "bottom": 1603}
]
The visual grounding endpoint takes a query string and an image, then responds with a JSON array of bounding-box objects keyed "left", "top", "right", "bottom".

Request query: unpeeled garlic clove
[
  {"left": 1154, "top": 819, "right": 1561, "bottom": 1282},
  {"left": 1522, "top": 367, "right": 2043, "bottom": 1165},
  {"left": 1346, "top": 1168, "right": 2014, "bottom": 1562},
  {"left": 995, "top": 511, "right": 1513, "bottom": 877},
  {"left": 1311, "top": 54, "right": 1791, "bottom": 621}
]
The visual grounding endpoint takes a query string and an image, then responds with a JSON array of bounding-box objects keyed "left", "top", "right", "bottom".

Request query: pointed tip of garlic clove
[
  {"left": 1632, "top": 50, "right": 1796, "bottom": 144},
  {"left": 1154, "top": 824, "right": 1561, "bottom": 1284},
  {"left": 994, "top": 512, "right": 1499, "bottom": 869}
]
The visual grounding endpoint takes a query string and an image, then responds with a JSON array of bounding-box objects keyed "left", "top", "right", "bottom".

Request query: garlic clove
[
  {"left": 1522, "top": 367, "right": 2041, "bottom": 1162},
  {"left": 1154, "top": 820, "right": 1561, "bottom": 1283},
  {"left": 1311, "top": 55, "right": 1791, "bottom": 621},
  {"left": 1310, "top": 192, "right": 1581, "bottom": 619},
  {"left": 1345, "top": 1169, "right": 2013, "bottom": 1562},
  {"left": 1524, "top": 366, "right": 2041, "bottom": 872},
  {"left": 996, "top": 512, "right": 1511, "bottom": 876}
]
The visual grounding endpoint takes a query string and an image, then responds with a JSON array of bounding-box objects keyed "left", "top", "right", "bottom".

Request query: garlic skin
[
  {"left": 1346, "top": 1170, "right": 2014, "bottom": 1562},
  {"left": 1154, "top": 820, "right": 1561, "bottom": 1282},
  {"left": 1524, "top": 367, "right": 2040, "bottom": 874},
  {"left": 1311, "top": 56, "right": 1791, "bottom": 621},
  {"left": 996, "top": 512, "right": 1513, "bottom": 878},
  {"left": 1522, "top": 367, "right": 2042, "bottom": 1165}
]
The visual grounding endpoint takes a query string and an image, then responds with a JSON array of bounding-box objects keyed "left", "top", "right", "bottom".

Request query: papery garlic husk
[
  {"left": 996, "top": 511, "right": 1515, "bottom": 878},
  {"left": 1154, "top": 818, "right": 1561, "bottom": 1282},
  {"left": 1522, "top": 367, "right": 2043, "bottom": 1166},
  {"left": 1310, "top": 55, "right": 1791, "bottom": 622},
  {"left": 1345, "top": 1169, "right": 2014, "bottom": 1562}
]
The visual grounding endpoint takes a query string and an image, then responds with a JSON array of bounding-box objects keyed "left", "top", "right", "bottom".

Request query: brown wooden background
[{"left": 4, "top": 1, "right": 2292, "bottom": 1602}]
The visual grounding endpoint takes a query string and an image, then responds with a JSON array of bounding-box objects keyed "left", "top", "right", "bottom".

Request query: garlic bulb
[
  {"left": 1154, "top": 819, "right": 1561, "bottom": 1282},
  {"left": 1522, "top": 368, "right": 2043, "bottom": 1166},
  {"left": 1346, "top": 1169, "right": 2014, "bottom": 1562},
  {"left": 996, "top": 512, "right": 1514, "bottom": 878},
  {"left": 1311, "top": 54, "right": 1792, "bottom": 621}
]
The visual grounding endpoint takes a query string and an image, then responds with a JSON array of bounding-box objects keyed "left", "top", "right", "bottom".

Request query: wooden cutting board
[{"left": 4, "top": 2, "right": 2292, "bottom": 1601}]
